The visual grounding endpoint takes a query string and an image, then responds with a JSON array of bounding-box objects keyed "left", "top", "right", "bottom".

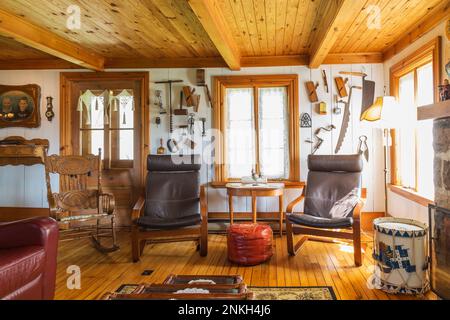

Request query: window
[
  {"left": 390, "top": 38, "right": 441, "bottom": 200},
  {"left": 213, "top": 75, "right": 299, "bottom": 183},
  {"left": 80, "top": 89, "right": 135, "bottom": 168}
]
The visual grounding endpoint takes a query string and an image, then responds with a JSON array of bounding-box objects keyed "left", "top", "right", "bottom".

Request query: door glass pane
[
  {"left": 416, "top": 62, "right": 434, "bottom": 198},
  {"left": 119, "top": 129, "right": 134, "bottom": 160},
  {"left": 117, "top": 93, "right": 134, "bottom": 161},
  {"left": 417, "top": 63, "right": 433, "bottom": 107},
  {"left": 226, "top": 88, "right": 255, "bottom": 178},
  {"left": 90, "top": 130, "right": 104, "bottom": 157},
  {"left": 258, "top": 87, "right": 289, "bottom": 179},
  {"left": 398, "top": 72, "right": 416, "bottom": 189}
]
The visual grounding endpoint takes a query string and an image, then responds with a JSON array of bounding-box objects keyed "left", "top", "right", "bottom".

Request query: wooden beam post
[
  {"left": 309, "top": 0, "right": 365, "bottom": 69},
  {"left": 187, "top": 0, "right": 241, "bottom": 70},
  {"left": 0, "top": 8, "right": 105, "bottom": 71}
]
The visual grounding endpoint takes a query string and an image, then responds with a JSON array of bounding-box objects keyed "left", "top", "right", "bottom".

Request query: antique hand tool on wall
[
  {"left": 322, "top": 70, "right": 329, "bottom": 93},
  {"left": 155, "top": 79, "right": 183, "bottom": 153},
  {"left": 174, "top": 91, "right": 188, "bottom": 115},
  {"left": 334, "top": 85, "right": 362, "bottom": 154},
  {"left": 196, "top": 69, "right": 213, "bottom": 108},
  {"left": 357, "top": 135, "right": 369, "bottom": 162},
  {"left": 305, "top": 81, "right": 319, "bottom": 103},
  {"left": 305, "top": 125, "right": 336, "bottom": 154},
  {"left": 335, "top": 76, "right": 349, "bottom": 98},
  {"left": 340, "top": 71, "right": 375, "bottom": 119}
]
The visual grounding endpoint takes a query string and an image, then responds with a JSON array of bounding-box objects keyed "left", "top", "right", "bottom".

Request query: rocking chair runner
[{"left": 44, "top": 149, "right": 119, "bottom": 253}]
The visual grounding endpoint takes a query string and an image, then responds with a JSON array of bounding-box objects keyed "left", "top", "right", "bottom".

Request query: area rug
[
  {"left": 114, "top": 284, "right": 336, "bottom": 300},
  {"left": 249, "top": 286, "right": 336, "bottom": 300}
]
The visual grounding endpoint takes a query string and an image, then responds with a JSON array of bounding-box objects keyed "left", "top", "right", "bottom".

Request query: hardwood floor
[{"left": 55, "top": 231, "right": 435, "bottom": 300}]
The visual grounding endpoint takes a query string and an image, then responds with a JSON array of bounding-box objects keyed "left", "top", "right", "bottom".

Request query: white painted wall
[
  {"left": 0, "top": 64, "right": 386, "bottom": 215},
  {"left": 383, "top": 20, "right": 449, "bottom": 224}
]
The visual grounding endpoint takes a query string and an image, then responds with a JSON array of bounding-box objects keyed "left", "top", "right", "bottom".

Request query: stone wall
[{"left": 433, "top": 117, "right": 450, "bottom": 209}]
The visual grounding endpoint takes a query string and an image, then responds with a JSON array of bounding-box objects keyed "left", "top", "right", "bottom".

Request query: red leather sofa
[{"left": 0, "top": 217, "right": 59, "bottom": 300}]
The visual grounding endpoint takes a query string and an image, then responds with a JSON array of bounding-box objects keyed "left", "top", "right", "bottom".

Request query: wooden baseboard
[
  {"left": 0, "top": 207, "right": 49, "bottom": 222},
  {"left": 208, "top": 211, "right": 384, "bottom": 232},
  {"left": 0, "top": 207, "right": 384, "bottom": 232}
]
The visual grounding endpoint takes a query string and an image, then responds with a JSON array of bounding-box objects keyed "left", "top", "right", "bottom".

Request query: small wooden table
[{"left": 226, "top": 183, "right": 285, "bottom": 236}]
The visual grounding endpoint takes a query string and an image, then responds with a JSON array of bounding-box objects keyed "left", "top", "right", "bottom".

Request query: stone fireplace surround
[{"left": 433, "top": 117, "right": 450, "bottom": 209}]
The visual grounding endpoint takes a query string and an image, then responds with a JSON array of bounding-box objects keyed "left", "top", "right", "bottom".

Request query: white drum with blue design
[{"left": 372, "top": 217, "right": 429, "bottom": 295}]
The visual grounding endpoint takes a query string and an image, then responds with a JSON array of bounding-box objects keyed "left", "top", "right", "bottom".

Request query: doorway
[{"left": 60, "top": 72, "right": 149, "bottom": 226}]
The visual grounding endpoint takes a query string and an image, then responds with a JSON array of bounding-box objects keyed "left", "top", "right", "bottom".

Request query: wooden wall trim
[
  {"left": 0, "top": 53, "right": 385, "bottom": 70},
  {"left": 0, "top": 207, "right": 49, "bottom": 222},
  {"left": 208, "top": 211, "right": 383, "bottom": 232},
  {"left": 388, "top": 184, "right": 433, "bottom": 207}
]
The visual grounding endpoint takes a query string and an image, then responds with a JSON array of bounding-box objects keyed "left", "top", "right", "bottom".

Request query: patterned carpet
[{"left": 113, "top": 284, "right": 336, "bottom": 300}]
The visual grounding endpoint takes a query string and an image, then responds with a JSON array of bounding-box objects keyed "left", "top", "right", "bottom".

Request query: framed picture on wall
[{"left": 0, "top": 84, "right": 41, "bottom": 128}]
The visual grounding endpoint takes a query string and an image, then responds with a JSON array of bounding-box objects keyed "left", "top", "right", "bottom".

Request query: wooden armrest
[
  {"left": 132, "top": 196, "right": 145, "bottom": 220},
  {"left": 200, "top": 184, "right": 208, "bottom": 220},
  {"left": 353, "top": 197, "right": 366, "bottom": 221},
  {"left": 286, "top": 187, "right": 306, "bottom": 214},
  {"left": 286, "top": 195, "right": 305, "bottom": 214}
]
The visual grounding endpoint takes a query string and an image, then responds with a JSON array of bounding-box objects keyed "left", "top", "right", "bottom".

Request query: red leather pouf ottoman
[{"left": 227, "top": 223, "right": 273, "bottom": 266}]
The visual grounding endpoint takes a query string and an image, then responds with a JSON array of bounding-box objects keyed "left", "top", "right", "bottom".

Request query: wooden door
[{"left": 60, "top": 72, "right": 149, "bottom": 226}]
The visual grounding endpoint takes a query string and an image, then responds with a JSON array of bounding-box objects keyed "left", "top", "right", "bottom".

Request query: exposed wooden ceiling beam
[
  {"left": 0, "top": 53, "right": 386, "bottom": 70},
  {"left": 309, "top": 0, "right": 366, "bottom": 69},
  {"left": 324, "top": 52, "right": 383, "bottom": 64},
  {"left": 0, "top": 8, "right": 105, "bottom": 71},
  {"left": 106, "top": 57, "right": 228, "bottom": 69},
  {"left": 241, "top": 55, "right": 310, "bottom": 68},
  {"left": 383, "top": 1, "right": 450, "bottom": 61},
  {"left": 187, "top": 0, "right": 241, "bottom": 70}
]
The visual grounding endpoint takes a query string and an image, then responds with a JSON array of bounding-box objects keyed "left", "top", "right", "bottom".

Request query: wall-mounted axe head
[{"left": 174, "top": 91, "right": 188, "bottom": 115}]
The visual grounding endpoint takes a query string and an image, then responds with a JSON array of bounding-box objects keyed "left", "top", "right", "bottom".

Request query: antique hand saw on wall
[{"left": 334, "top": 85, "right": 361, "bottom": 154}]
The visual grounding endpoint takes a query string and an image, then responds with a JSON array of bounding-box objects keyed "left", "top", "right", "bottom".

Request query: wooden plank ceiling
[{"left": 0, "top": 0, "right": 447, "bottom": 70}]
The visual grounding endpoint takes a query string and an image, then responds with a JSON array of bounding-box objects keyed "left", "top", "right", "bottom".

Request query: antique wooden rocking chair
[{"left": 45, "top": 149, "right": 119, "bottom": 252}]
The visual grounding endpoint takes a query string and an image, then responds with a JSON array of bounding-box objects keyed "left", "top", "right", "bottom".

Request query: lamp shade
[{"left": 360, "top": 96, "right": 401, "bottom": 128}]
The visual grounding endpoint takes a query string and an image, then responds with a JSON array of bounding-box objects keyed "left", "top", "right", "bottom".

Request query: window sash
[{"left": 214, "top": 75, "right": 299, "bottom": 183}]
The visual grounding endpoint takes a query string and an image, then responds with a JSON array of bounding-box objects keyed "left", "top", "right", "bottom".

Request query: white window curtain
[
  {"left": 226, "top": 88, "right": 256, "bottom": 178},
  {"left": 258, "top": 87, "right": 289, "bottom": 179}
]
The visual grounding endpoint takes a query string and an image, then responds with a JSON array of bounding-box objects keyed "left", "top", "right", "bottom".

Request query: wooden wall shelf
[
  {"left": 0, "top": 136, "right": 49, "bottom": 166},
  {"left": 417, "top": 100, "right": 450, "bottom": 121}
]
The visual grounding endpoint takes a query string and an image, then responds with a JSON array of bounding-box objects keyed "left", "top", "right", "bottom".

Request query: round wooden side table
[{"left": 225, "top": 183, "right": 285, "bottom": 236}]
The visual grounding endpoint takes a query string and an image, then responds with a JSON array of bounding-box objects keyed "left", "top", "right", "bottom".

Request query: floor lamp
[{"left": 360, "top": 96, "right": 399, "bottom": 217}]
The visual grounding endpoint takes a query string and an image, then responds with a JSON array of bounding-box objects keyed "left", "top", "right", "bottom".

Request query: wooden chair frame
[
  {"left": 285, "top": 187, "right": 366, "bottom": 266},
  {"left": 45, "top": 149, "right": 119, "bottom": 253},
  {"left": 131, "top": 185, "right": 208, "bottom": 262}
]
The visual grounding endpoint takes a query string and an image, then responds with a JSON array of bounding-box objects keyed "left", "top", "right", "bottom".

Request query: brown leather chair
[
  {"left": 0, "top": 217, "right": 59, "bottom": 300},
  {"left": 285, "top": 154, "right": 365, "bottom": 266},
  {"left": 131, "top": 155, "right": 207, "bottom": 262}
]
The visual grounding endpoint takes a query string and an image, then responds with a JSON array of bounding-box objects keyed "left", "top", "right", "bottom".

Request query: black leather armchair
[
  {"left": 131, "top": 155, "right": 207, "bottom": 262},
  {"left": 285, "top": 154, "right": 365, "bottom": 266}
]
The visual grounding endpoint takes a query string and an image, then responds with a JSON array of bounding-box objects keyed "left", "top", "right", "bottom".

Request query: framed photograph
[{"left": 0, "top": 84, "right": 41, "bottom": 128}]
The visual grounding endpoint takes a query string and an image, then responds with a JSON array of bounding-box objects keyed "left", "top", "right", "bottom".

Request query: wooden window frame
[
  {"left": 389, "top": 37, "right": 441, "bottom": 197},
  {"left": 213, "top": 74, "right": 300, "bottom": 184}
]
